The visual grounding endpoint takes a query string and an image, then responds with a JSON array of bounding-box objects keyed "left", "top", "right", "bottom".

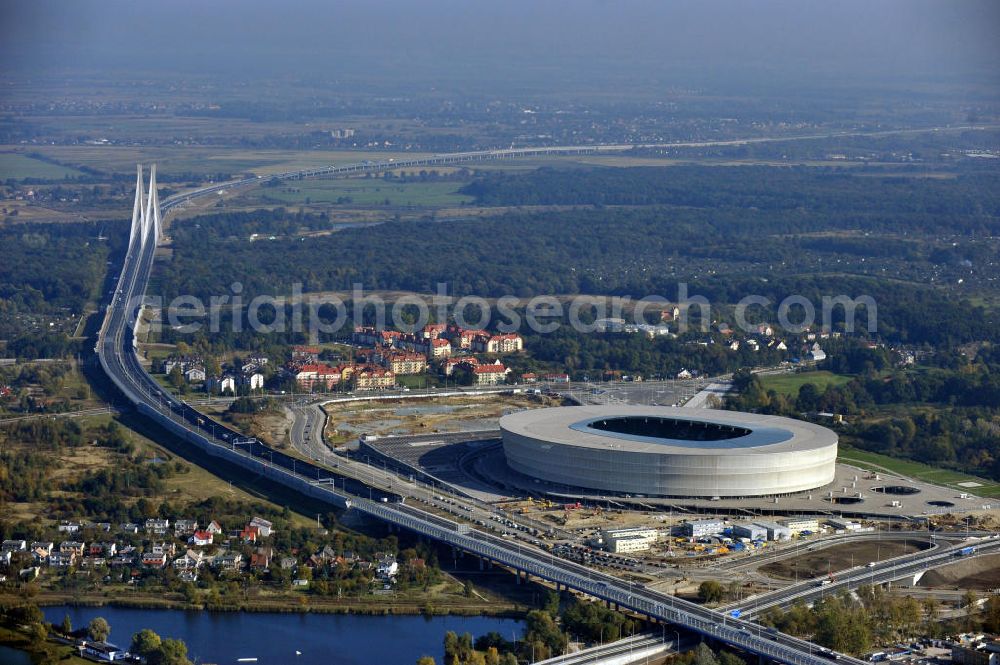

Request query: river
[{"left": 41, "top": 606, "right": 524, "bottom": 665}]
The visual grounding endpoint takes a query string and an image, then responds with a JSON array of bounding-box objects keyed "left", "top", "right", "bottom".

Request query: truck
[{"left": 957, "top": 546, "right": 976, "bottom": 556}]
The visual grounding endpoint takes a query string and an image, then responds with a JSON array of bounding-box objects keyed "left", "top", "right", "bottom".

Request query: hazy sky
[{"left": 2, "top": 0, "right": 998, "bottom": 94}]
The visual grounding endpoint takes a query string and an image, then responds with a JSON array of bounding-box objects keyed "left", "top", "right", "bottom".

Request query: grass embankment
[
  {"left": 759, "top": 370, "right": 854, "bottom": 396},
  {"left": 0, "top": 625, "right": 92, "bottom": 665},
  {"left": 1, "top": 590, "right": 522, "bottom": 618},
  {"left": 838, "top": 446, "right": 1000, "bottom": 498}
]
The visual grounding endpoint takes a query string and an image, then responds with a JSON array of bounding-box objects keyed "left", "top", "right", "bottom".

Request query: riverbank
[
  {"left": 3, "top": 590, "right": 527, "bottom": 618},
  {"left": 0, "top": 625, "right": 91, "bottom": 665}
]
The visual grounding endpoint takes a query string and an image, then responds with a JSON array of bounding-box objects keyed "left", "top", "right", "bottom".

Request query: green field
[
  {"left": 759, "top": 370, "right": 853, "bottom": 396},
  {"left": 838, "top": 446, "right": 1000, "bottom": 498},
  {"left": 260, "top": 178, "right": 472, "bottom": 207},
  {"left": 0, "top": 152, "right": 85, "bottom": 180}
]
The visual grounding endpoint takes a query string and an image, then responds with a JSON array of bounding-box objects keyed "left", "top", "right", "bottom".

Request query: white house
[
  {"left": 188, "top": 530, "right": 214, "bottom": 547},
  {"left": 249, "top": 516, "right": 273, "bottom": 537},
  {"left": 241, "top": 371, "right": 265, "bottom": 391},
  {"left": 82, "top": 641, "right": 128, "bottom": 662},
  {"left": 184, "top": 366, "right": 206, "bottom": 383},
  {"left": 1, "top": 539, "right": 26, "bottom": 552},
  {"left": 377, "top": 556, "right": 399, "bottom": 579}
]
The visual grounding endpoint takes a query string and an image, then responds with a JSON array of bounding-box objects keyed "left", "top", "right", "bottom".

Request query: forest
[
  {"left": 726, "top": 341, "right": 1000, "bottom": 479},
  {"left": 0, "top": 220, "right": 124, "bottom": 358},
  {"left": 460, "top": 165, "right": 1000, "bottom": 227},
  {"left": 160, "top": 221, "right": 994, "bottom": 351}
]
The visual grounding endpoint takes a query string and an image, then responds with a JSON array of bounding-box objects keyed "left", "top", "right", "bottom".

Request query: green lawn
[
  {"left": 0, "top": 152, "right": 85, "bottom": 180},
  {"left": 260, "top": 178, "right": 472, "bottom": 207},
  {"left": 759, "top": 370, "right": 853, "bottom": 396},
  {"left": 838, "top": 446, "right": 1000, "bottom": 498}
]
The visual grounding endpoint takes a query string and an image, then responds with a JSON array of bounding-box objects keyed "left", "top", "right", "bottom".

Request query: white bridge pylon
[{"left": 128, "top": 164, "right": 162, "bottom": 252}]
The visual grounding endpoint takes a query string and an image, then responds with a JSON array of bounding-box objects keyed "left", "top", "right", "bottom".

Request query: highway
[
  {"left": 722, "top": 538, "right": 1000, "bottom": 618},
  {"left": 96, "top": 157, "right": 890, "bottom": 665}
]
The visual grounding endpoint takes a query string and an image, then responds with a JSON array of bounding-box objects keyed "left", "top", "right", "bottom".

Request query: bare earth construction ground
[{"left": 760, "top": 540, "right": 929, "bottom": 580}]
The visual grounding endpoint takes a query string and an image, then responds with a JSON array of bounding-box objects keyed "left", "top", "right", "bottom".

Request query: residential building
[
  {"left": 173, "top": 519, "right": 198, "bottom": 536},
  {"left": 381, "top": 352, "right": 427, "bottom": 375},
  {"left": 145, "top": 518, "right": 170, "bottom": 535},
  {"left": 141, "top": 551, "right": 168, "bottom": 568},
  {"left": 446, "top": 326, "right": 486, "bottom": 350},
  {"left": 240, "top": 371, "right": 265, "bottom": 391},
  {"left": 354, "top": 365, "right": 395, "bottom": 391},
  {"left": 421, "top": 323, "right": 447, "bottom": 339},
  {"left": 352, "top": 327, "right": 402, "bottom": 348},
  {"left": 428, "top": 338, "right": 452, "bottom": 358},
  {"left": 206, "top": 373, "right": 237, "bottom": 394},
  {"left": 205, "top": 520, "right": 223, "bottom": 534},
  {"left": 660, "top": 306, "right": 681, "bottom": 322},
  {"left": 249, "top": 516, "right": 273, "bottom": 537},
  {"left": 291, "top": 345, "right": 321, "bottom": 363},
  {"left": 376, "top": 554, "right": 398, "bottom": 579},
  {"left": 83, "top": 521, "right": 112, "bottom": 533},
  {"left": 30, "top": 542, "right": 53, "bottom": 560},
  {"left": 242, "top": 355, "right": 269, "bottom": 373},
  {"left": 57, "top": 522, "right": 80, "bottom": 534},
  {"left": 1, "top": 539, "right": 26, "bottom": 552},
  {"left": 442, "top": 357, "right": 478, "bottom": 376},
  {"left": 214, "top": 552, "right": 243, "bottom": 571},
  {"left": 161, "top": 355, "right": 204, "bottom": 376},
  {"left": 189, "top": 530, "right": 214, "bottom": 546},
  {"left": 178, "top": 570, "right": 199, "bottom": 583},
  {"left": 183, "top": 366, "right": 206, "bottom": 383},
  {"left": 59, "top": 541, "right": 86, "bottom": 556},
  {"left": 809, "top": 343, "right": 827, "bottom": 362},
  {"left": 472, "top": 363, "right": 509, "bottom": 386},
  {"left": 250, "top": 550, "right": 271, "bottom": 571},
  {"left": 294, "top": 363, "right": 342, "bottom": 391},
  {"left": 49, "top": 552, "right": 76, "bottom": 567},
  {"left": 472, "top": 333, "right": 523, "bottom": 354}
]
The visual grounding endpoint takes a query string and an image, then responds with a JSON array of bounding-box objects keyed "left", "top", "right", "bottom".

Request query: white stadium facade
[{"left": 499, "top": 406, "right": 838, "bottom": 498}]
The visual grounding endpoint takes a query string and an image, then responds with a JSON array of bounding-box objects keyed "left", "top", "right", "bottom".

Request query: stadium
[{"left": 499, "top": 406, "right": 838, "bottom": 498}]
